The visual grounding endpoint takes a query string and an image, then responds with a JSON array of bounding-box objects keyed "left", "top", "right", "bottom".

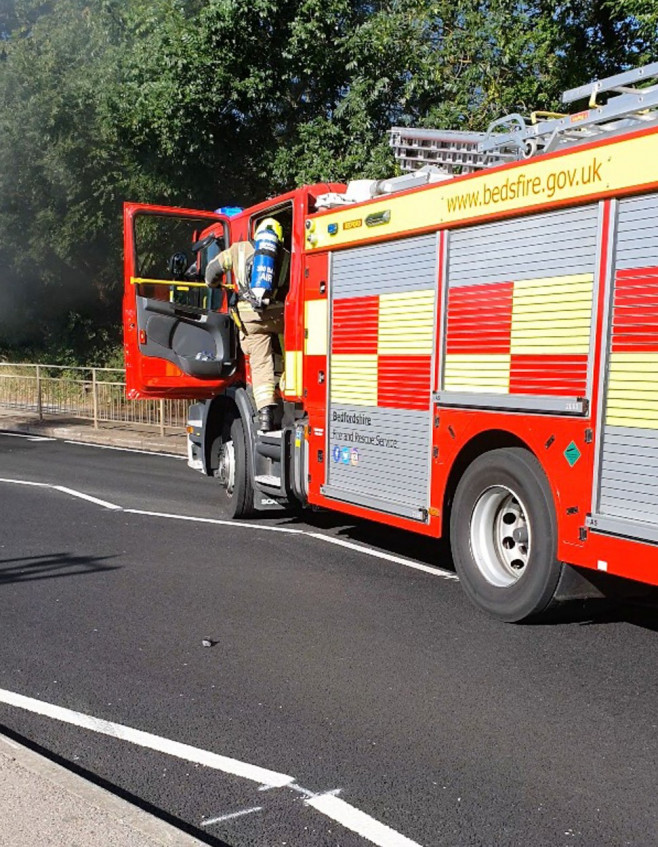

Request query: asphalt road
[{"left": 1, "top": 432, "right": 657, "bottom": 847}]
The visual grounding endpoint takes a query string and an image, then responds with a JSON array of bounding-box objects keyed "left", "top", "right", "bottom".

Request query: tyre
[
  {"left": 216, "top": 416, "right": 255, "bottom": 519},
  {"left": 450, "top": 448, "right": 563, "bottom": 622}
]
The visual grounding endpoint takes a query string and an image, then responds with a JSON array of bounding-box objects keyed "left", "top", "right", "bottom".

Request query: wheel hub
[
  {"left": 217, "top": 439, "right": 236, "bottom": 496},
  {"left": 469, "top": 485, "right": 531, "bottom": 588}
]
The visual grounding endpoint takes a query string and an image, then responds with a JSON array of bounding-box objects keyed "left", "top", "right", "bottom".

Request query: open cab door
[{"left": 123, "top": 203, "right": 239, "bottom": 399}]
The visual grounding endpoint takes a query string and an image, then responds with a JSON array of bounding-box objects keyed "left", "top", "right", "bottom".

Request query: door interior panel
[{"left": 137, "top": 297, "right": 237, "bottom": 379}]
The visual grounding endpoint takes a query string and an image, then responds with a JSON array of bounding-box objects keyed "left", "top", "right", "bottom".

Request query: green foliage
[{"left": 0, "top": 0, "right": 656, "bottom": 364}]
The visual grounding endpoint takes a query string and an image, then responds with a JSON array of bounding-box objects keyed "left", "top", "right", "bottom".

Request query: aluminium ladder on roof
[
  {"left": 390, "top": 63, "right": 658, "bottom": 174},
  {"left": 479, "top": 61, "right": 658, "bottom": 159}
]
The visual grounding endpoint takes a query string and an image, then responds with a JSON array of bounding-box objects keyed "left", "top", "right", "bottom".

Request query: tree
[{"left": 0, "top": 0, "right": 656, "bottom": 362}]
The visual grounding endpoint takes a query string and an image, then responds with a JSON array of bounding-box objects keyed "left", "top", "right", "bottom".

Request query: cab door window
[{"left": 133, "top": 213, "right": 227, "bottom": 312}]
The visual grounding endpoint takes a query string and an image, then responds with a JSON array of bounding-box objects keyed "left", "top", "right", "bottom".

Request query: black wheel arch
[
  {"left": 441, "top": 430, "right": 536, "bottom": 538},
  {"left": 202, "top": 386, "right": 256, "bottom": 477}
]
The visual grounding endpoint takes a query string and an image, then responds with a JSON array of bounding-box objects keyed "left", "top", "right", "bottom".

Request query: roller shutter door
[
  {"left": 324, "top": 234, "right": 438, "bottom": 520},
  {"left": 438, "top": 205, "right": 601, "bottom": 414}
]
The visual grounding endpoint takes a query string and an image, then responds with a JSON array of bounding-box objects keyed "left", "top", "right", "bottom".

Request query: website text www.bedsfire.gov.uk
[{"left": 446, "top": 155, "right": 604, "bottom": 214}]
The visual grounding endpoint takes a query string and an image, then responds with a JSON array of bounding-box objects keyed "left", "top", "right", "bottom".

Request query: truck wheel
[
  {"left": 216, "top": 416, "right": 255, "bottom": 519},
  {"left": 450, "top": 448, "right": 563, "bottom": 622}
]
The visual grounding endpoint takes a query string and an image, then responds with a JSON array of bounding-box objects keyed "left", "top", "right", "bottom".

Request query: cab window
[{"left": 133, "top": 213, "right": 227, "bottom": 311}]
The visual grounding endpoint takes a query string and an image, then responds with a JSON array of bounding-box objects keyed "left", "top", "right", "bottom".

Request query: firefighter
[{"left": 205, "top": 218, "right": 284, "bottom": 432}]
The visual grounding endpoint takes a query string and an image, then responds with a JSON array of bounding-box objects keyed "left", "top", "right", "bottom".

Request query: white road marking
[
  {"left": 63, "top": 440, "right": 184, "bottom": 459},
  {"left": 307, "top": 532, "right": 459, "bottom": 581},
  {"left": 306, "top": 793, "right": 422, "bottom": 847},
  {"left": 0, "top": 432, "right": 56, "bottom": 442},
  {"left": 52, "top": 486, "right": 122, "bottom": 511},
  {"left": 127, "top": 509, "right": 456, "bottom": 579},
  {"left": 0, "top": 687, "right": 423, "bottom": 846},
  {"left": 201, "top": 806, "right": 263, "bottom": 826},
  {"left": 124, "top": 508, "right": 308, "bottom": 536},
  {"left": 0, "top": 477, "right": 457, "bottom": 581},
  {"left": 0, "top": 477, "right": 49, "bottom": 488},
  {"left": 0, "top": 688, "right": 294, "bottom": 788}
]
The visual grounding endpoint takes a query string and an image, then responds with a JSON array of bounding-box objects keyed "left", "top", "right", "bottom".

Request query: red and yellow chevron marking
[
  {"left": 444, "top": 274, "right": 593, "bottom": 396},
  {"left": 606, "top": 266, "right": 658, "bottom": 429},
  {"left": 330, "top": 289, "right": 435, "bottom": 409}
]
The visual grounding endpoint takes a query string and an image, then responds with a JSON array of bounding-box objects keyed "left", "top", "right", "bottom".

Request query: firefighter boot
[{"left": 258, "top": 405, "right": 277, "bottom": 433}]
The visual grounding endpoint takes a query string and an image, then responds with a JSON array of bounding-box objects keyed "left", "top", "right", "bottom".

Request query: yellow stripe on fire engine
[
  {"left": 305, "top": 300, "right": 328, "bottom": 356},
  {"left": 330, "top": 354, "right": 378, "bottom": 406},
  {"left": 283, "top": 350, "right": 303, "bottom": 399},
  {"left": 378, "top": 290, "right": 435, "bottom": 355},
  {"left": 606, "top": 352, "right": 658, "bottom": 429},
  {"left": 443, "top": 354, "right": 511, "bottom": 393},
  {"left": 307, "top": 130, "right": 658, "bottom": 250},
  {"left": 510, "top": 274, "right": 593, "bottom": 355}
]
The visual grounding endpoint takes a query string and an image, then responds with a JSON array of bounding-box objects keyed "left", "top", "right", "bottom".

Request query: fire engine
[{"left": 124, "top": 63, "right": 658, "bottom": 621}]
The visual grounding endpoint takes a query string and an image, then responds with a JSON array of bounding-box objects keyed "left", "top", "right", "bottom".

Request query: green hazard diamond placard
[{"left": 564, "top": 441, "right": 581, "bottom": 467}]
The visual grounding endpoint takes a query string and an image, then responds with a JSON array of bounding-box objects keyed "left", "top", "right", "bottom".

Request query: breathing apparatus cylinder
[{"left": 250, "top": 218, "right": 283, "bottom": 307}]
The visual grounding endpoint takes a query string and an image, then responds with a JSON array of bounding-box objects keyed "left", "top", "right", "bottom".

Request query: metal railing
[{"left": 0, "top": 363, "right": 190, "bottom": 435}]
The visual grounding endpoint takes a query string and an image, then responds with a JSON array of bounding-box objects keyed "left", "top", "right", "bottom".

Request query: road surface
[{"left": 0, "top": 432, "right": 657, "bottom": 846}]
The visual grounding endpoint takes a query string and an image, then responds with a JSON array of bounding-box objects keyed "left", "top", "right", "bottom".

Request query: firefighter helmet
[{"left": 255, "top": 217, "right": 283, "bottom": 242}]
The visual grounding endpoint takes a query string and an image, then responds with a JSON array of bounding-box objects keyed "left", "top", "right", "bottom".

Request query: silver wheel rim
[
  {"left": 217, "top": 440, "right": 236, "bottom": 496},
  {"left": 469, "top": 485, "right": 531, "bottom": 587}
]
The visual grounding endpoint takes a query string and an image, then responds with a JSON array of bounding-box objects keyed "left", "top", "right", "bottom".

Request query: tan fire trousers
[{"left": 237, "top": 302, "right": 285, "bottom": 410}]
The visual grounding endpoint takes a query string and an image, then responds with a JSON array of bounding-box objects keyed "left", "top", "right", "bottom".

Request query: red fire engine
[{"left": 123, "top": 64, "right": 658, "bottom": 621}]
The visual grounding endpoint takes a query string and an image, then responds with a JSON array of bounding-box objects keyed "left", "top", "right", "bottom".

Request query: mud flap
[{"left": 553, "top": 562, "right": 654, "bottom": 603}]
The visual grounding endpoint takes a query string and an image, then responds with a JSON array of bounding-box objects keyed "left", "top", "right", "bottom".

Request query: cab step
[{"left": 254, "top": 473, "right": 282, "bottom": 488}]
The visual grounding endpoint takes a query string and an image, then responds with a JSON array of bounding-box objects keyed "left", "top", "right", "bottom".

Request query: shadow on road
[
  {"left": 249, "top": 506, "right": 455, "bottom": 572},
  {"left": 0, "top": 552, "right": 120, "bottom": 584},
  {"left": 574, "top": 599, "right": 658, "bottom": 632}
]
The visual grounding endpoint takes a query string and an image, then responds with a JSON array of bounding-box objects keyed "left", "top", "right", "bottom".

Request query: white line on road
[
  {"left": 63, "top": 440, "right": 184, "bottom": 459},
  {"left": 52, "top": 486, "right": 123, "bottom": 511},
  {"left": 0, "top": 432, "right": 56, "bottom": 442},
  {"left": 124, "top": 508, "right": 308, "bottom": 535},
  {"left": 0, "top": 477, "right": 49, "bottom": 487},
  {"left": 0, "top": 477, "right": 457, "bottom": 580},
  {"left": 307, "top": 532, "right": 459, "bottom": 581},
  {"left": 126, "top": 509, "right": 456, "bottom": 580},
  {"left": 0, "top": 687, "right": 423, "bottom": 846},
  {"left": 0, "top": 688, "right": 294, "bottom": 788},
  {"left": 307, "top": 793, "right": 423, "bottom": 847},
  {"left": 201, "top": 806, "right": 263, "bottom": 826}
]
